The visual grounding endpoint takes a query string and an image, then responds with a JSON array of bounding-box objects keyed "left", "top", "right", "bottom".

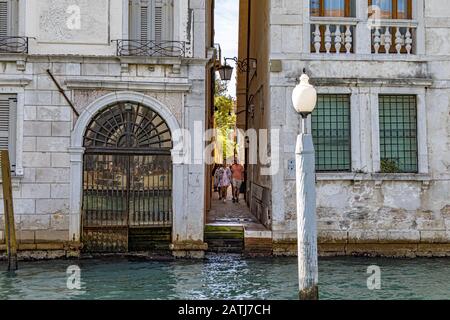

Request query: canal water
[{"left": 0, "top": 255, "right": 449, "bottom": 300}]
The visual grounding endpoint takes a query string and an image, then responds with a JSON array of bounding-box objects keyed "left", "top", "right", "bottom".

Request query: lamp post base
[{"left": 299, "top": 285, "right": 319, "bottom": 301}]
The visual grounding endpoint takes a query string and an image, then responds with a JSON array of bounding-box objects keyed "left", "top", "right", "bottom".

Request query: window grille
[
  {"left": 312, "top": 94, "right": 352, "bottom": 172},
  {"left": 379, "top": 95, "right": 418, "bottom": 173}
]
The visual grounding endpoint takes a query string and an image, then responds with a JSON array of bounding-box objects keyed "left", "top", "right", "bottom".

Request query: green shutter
[
  {"left": 312, "top": 94, "right": 352, "bottom": 172},
  {"left": 379, "top": 95, "right": 418, "bottom": 173}
]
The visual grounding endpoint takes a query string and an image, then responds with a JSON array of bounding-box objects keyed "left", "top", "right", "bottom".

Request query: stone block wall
[
  {"left": 0, "top": 0, "right": 212, "bottom": 253},
  {"left": 0, "top": 59, "right": 208, "bottom": 247}
]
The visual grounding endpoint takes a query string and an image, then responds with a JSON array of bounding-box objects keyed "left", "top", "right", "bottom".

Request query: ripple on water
[{"left": 0, "top": 256, "right": 449, "bottom": 300}]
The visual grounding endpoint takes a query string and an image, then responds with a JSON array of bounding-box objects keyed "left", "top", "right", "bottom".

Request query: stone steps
[
  {"left": 128, "top": 227, "right": 171, "bottom": 252},
  {"left": 204, "top": 225, "right": 244, "bottom": 253},
  {"left": 205, "top": 225, "right": 273, "bottom": 255},
  {"left": 244, "top": 230, "right": 273, "bottom": 256}
]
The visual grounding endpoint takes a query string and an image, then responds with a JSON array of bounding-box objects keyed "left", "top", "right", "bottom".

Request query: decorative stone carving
[
  {"left": 345, "top": 25, "right": 352, "bottom": 54},
  {"left": 325, "top": 25, "right": 332, "bottom": 53},
  {"left": 373, "top": 27, "right": 381, "bottom": 54},
  {"left": 384, "top": 27, "right": 392, "bottom": 54},
  {"left": 405, "top": 28, "right": 413, "bottom": 54},
  {"left": 16, "top": 60, "right": 26, "bottom": 71},
  {"left": 120, "top": 63, "right": 129, "bottom": 74},
  {"left": 334, "top": 25, "right": 342, "bottom": 54},
  {"left": 395, "top": 27, "right": 403, "bottom": 54},
  {"left": 313, "top": 25, "right": 322, "bottom": 53}
]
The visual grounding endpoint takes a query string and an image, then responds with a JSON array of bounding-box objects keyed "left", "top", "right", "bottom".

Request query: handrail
[
  {"left": 310, "top": 17, "right": 359, "bottom": 25},
  {"left": 0, "top": 36, "right": 29, "bottom": 54},
  {"left": 114, "top": 39, "right": 186, "bottom": 57},
  {"left": 370, "top": 19, "right": 419, "bottom": 28}
]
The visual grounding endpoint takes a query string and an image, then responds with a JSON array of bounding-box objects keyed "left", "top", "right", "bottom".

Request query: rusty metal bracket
[{"left": 46, "top": 69, "right": 80, "bottom": 117}]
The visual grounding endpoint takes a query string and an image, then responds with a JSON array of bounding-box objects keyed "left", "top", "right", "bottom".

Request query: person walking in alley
[
  {"left": 212, "top": 163, "right": 221, "bottom": 200},
  {"left": 217, "top": 164, "right": 232, "bottom": 203},
  {"left": 231, "top": 158, "right": 245, "bottom": 204}
]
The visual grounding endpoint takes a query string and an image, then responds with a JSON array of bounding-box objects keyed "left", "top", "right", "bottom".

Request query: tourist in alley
[
  {"left": 217, "top": 164, "right": 232, "bottom": 203},
  {"left": 231, "top": 158, "right": 245, "bottom": 204}
]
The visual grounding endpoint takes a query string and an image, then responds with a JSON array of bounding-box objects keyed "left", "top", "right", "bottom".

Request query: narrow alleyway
[
  {"left": 206, "top": 189, "right": 272, "bottom": 254},
  {"left": 207, "top": 195, "right": 267, "bottom": 232}
]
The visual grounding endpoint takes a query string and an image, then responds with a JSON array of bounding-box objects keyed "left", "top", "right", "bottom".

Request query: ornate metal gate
[{"left": 81, "top": 103, "right": 173, "bottom": 253}]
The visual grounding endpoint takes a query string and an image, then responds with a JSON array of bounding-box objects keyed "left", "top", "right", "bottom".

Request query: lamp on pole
[
  {"left": 216, "top": 57, "right": 257, "bottom": 82},
  {"left": 291, "top": 70, "right": 318, "bottom": 300}
]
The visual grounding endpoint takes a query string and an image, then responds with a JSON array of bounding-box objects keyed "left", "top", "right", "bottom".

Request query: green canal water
[{"left": 0, "top": 255, "right": 449, "bottom": 300}]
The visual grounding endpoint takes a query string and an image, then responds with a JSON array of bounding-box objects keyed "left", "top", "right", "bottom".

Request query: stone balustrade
[
  {"left": 371, "top": 21, "right": 418, "bottom": 55},
  {"left": 310, "top": 17, "right": 358, "bottom": 54},
  {"left": 310, "top": 18, "right": 418, "bottom": 55}
]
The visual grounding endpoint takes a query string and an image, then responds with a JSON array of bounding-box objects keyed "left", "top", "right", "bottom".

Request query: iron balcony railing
[
  {"left": 115, "top": 39, "right": 186, "bottom": 57},
  {"left": 0, "top": 36, "right": 28, "bottom": 54}
]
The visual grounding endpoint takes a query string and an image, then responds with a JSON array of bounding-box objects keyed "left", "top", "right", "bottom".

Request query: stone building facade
[
  {"left": 238, "top": 0, "right": 450, "bottom": 256},
  {"left": 0, "top": 0, "right": 214, "bottom": 258},
  {"left": 1, "top": 0, "right": 449, "bottom": 259}
]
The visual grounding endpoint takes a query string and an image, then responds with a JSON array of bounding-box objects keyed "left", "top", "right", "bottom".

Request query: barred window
[
  {"left": 312, "top": 94, "right": 351, "bottom": 172},
  {"left": 379, "top": 95, "right": 418, "bottom": 173}
]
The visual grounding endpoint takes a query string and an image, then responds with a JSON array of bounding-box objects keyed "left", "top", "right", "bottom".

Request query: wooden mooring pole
[{"left": 1, "top": 150, "right": 18, "bottom": 271}]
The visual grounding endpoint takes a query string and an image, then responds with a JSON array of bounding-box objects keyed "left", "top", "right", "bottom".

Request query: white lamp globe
[{"left": 292, "top": 73, "right": 317, "bottom": 117}]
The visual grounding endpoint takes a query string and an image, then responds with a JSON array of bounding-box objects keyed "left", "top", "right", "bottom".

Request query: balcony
[
  {"left": 310, "top": 17, "right": 358, "bottom": 54},
  {"left": 115, "top": 40, "right": 186, "bottom": 58},
  {"left": 371, "top": 20, "right": 418, "bottom": 54},
  {"left": 0, "top": 37, "right": 28, "bottom": 54},
  {"left": 310, "top": 18, "right": 418, "bottom": 55}
]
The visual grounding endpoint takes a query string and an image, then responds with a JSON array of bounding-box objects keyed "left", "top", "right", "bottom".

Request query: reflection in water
[{"left": 0, "top": 256, "right": 449, "bottom": 300}]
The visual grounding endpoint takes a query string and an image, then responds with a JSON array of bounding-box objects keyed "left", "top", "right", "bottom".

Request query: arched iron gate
[{"left": 82, "top": 103, "right": 173, "bottom": 253}]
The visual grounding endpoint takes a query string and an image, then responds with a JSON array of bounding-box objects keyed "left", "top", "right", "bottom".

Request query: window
[
  {"left": 129, "top": 0, "right": 173, "bottom": 42},
  {"left": 0, "top": 0, "right": 18, "bottom": 37},
  {"left": 0, "top": 94, "right": 17, "bottom": 174},
  {"left": 369, "top": 0, "right": 412, "bottom": 19},
  {"left": 311, "top": 0, "right": 356, "bottom": 17},
  {"left": 379, "top": 95, "right": 418, "bottom": 173},
  {"left": 312, "top": 95, "right": 352, "bottom": 172}
]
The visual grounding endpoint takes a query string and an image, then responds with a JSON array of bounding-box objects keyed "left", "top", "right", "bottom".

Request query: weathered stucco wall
[
  {"left": 238, "top": 0, "right": 272, "bottom": 228},
  {"left": 267, "top": 0, "right": 450, "bottom": 256}
]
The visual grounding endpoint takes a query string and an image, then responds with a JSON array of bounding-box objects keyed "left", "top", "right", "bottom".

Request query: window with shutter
[
  {"left": 0, "top": 0, "right": 9, "bottom": 37},
  {"left": 129, "top": 0, "right": 173, "bottom": 42},
  {"left": 0, "top": 94, "right": 17, "bottom": 176},
  {"left": 140, "top": 3, "right": 149, "bottom": 42},
  {"left": 154, "top": 5, "right": 162, "bottom": 42}
]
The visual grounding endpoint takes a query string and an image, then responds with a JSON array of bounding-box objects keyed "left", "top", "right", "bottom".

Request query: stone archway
[{"left": 69, "top": 92, "right": 184, "bottom": 247}]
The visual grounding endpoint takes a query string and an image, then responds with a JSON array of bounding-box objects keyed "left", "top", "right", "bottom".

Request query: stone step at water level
[
  {"left": 204, "top": 225, "right": 245, "bottom": 253},
  {"left": 128, "top": 227, "right": 172, "bottom": 252}
]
